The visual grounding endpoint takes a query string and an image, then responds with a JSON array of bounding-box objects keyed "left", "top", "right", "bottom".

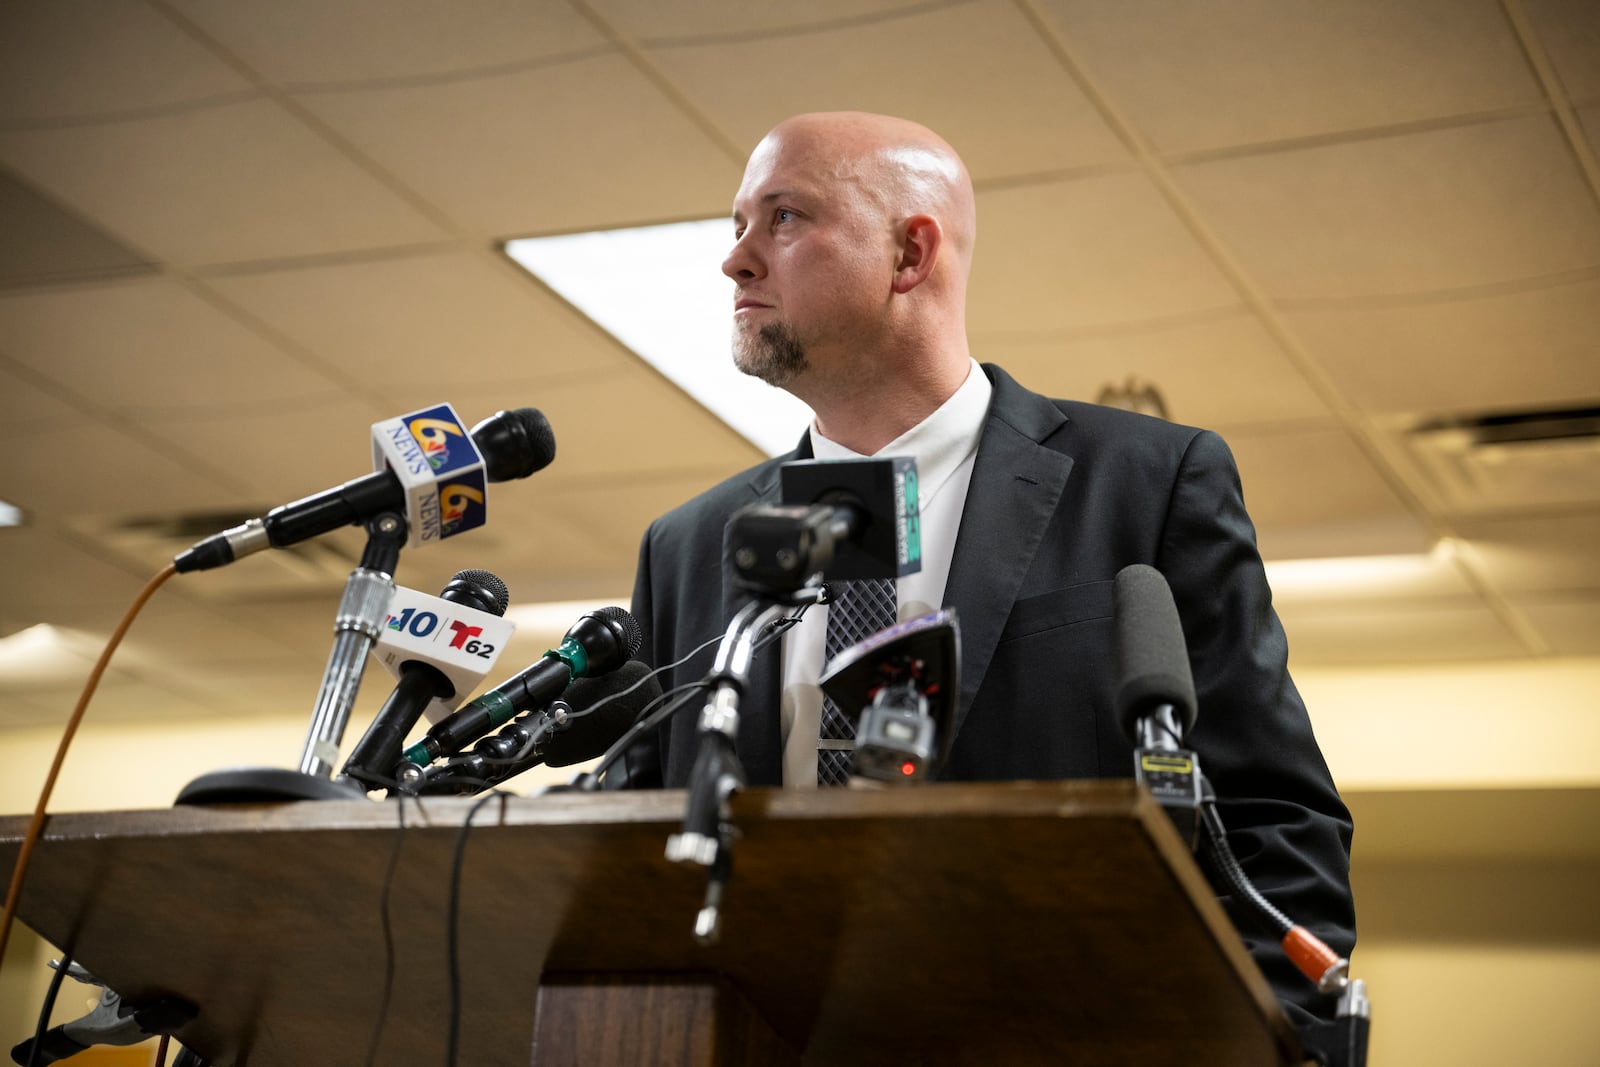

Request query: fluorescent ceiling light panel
[
  {"left": 505, "top": 219, "right": 813, "bottom": 458},
  {"left": 1264, "top": 541, "right": 1459, "bottom": 601}
]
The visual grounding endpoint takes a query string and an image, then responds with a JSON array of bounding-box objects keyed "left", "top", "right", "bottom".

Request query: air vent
[
  {"left": 1405, "top": 405, "right": 1600, "bottom": 512},
  {"left": 71, "top": 510, "right": 363, "bottom": 602}
]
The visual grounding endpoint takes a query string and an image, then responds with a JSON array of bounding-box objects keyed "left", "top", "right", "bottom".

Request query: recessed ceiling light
[
  {"left": 504, "top": 219, "right": 813, "bottom": 457},
  {"left": 0, "top": 500, "right": 24, "bottom": 526}
]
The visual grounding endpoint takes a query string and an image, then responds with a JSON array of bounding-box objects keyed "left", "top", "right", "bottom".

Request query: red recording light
[{"left": 900, "top": 761, "right": 916, "bottom": 777}]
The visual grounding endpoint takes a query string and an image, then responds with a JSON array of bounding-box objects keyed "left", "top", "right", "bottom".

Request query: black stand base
[{"left": 175, "top": 767, "right": 369, "bottom": 806}]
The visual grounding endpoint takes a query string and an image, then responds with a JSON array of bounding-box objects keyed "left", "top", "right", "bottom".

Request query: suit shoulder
[{"left": 646, "top": 454, "right": 788, "bottom": 543}]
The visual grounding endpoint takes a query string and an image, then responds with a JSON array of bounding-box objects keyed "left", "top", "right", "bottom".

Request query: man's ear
[{"left": 892, "top": 214, "right": 942, "bottom": 294}]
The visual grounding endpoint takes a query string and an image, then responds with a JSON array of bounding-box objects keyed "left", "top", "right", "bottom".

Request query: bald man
[{"left": 624, "top": 112, "right": 1355, "bottom": 1030}]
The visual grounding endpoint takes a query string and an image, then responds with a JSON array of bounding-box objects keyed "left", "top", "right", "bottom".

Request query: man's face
[{"left": 722, "top": 129, "right": 895, "bottom": 391}]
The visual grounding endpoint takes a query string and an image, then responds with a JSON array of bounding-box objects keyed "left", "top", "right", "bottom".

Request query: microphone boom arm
[
  {"left": 297, "top": 511, "right": 407, "bottom": 779},
  {"left": 665, "top": 593, "right": 807, "bottom": 944}
]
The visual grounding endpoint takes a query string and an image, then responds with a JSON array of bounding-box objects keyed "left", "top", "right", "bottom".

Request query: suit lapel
[{"left": 943, "top": 367, "right": 1074, "bottom": 741}]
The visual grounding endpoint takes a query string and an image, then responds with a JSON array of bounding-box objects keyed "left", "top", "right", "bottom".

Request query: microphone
[
  {"left": 818, "top": 608, "right": 961, "bottom": 783},
  {"left": 410, "top": 660, "right": 662, "bottom": 794},
  {"left": 1112, "top": 567, "right": 1357, "bottom": 1005},
  {"left": 398, "top": 606, "right": 642, "bottom": 768},
  {"left": 726, "top": 457, "right": 923, "bottom": 594},
  {"left": 340, "top": 569, "right": 511, "bottom": 788},
  {"left": 1113, "top": 563, "right": 1201, "bottom": 845},
  {"left": 174, "top": 406, "right": 556, "bottom": 572}
]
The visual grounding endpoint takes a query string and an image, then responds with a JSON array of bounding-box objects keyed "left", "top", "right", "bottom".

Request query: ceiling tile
[
  {"left": 169, "top": 0, "right": 609, "bottom": 87},
  {"left": 0, "top": 676, "right": 223, "bottom": 729},
  {"left": 298, "top": 56, "right": 740, "bottom": 237},
  {"left": 6, "top": 420, "right": 243, "bottom": 518},
  {"left": 1523, "top": 0, "right": 1600, "bottom": 101},
  {"left": 0, "top": 170, "right": 157, "bottom": 288},
  {"left": 0, "top": 99, "right": 447, "bottom": 267},
  {"left": 443, "top": 367, "right": 767, "bottom": 488},
  {"left": 203, "top": 250, "right": 627, "bottom": 393},
  {"left": 1277, "top": 596, "right": 1530, "bottom": 666},
  {"left": 1036, "top": 0, "right": 1541, "bottom": 154},
  {"left": 1581, "top": 102, "right": 1600, "bottom": 156},
  {"left": 0, "top": 360, "right": 92, "bottom": 438},
  {"left": 29, "top": 598, "right": 310, "bottom": 674},
  {"left": 1172, "top": 115, "right": 1600, "bottom": 300},
  {"left": 1509, "top": 592, "right": 1600, "bottom": 656},
  {"left": 138, "top": 395, "right": 399, "bottom": 505},
  {"left": 0, "top": 1, "right": 254, "bottom": 123},
  {"left": 638, "top": 0, "right": 1131, "bottom": 180},
  {"left": 1457, "top": 512, "right": 1600, "bottom": 593},
  {"left": 1285, "top": 275, "right": 1600, "bottom": 417},
  {"left": 0, "top": 528, "right": 155, "bottom": 613},
  {"left": 0, "top": 690, "right": 82, "bottom": 730},
  {"left": 1225, "top": 424, "right": 1416, "bottom": 530},
  {"left": 0, "top": 278, "right": 347, "bottom": 413},
  {"left": 968, "top": 173, "right": 1240, "bottom": 334},
  {"left": 594, "top": 0, "right": 931, "bottom": 40},
  {"left": 977, "top": 313, "right": 1333, "bottom": 429},
  {"left": 216, "top": 598, "right": 363, "bottom": 662}
]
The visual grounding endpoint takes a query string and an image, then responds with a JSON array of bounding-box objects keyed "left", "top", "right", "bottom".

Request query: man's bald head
[
  {"left": 753, "top": 112, "right": 977, "bottom": 277},
  {"left": 722, "top": 112, "right": 978, "bottom": 442}
]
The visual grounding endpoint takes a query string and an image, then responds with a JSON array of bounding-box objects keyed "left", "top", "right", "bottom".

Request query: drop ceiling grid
[
  {"left": 629, "top": 0, "right": 1134, "bottom": 181},
  {"left": 0, "top": 0, "right": 257, "bottom": 125},
  {"left": 0, "top": 100, "right": 450, "bottom": 269},
  {"left": 161, "top": 0, "right": 614, "bottom": 88},
  {"left": 1033, "top": 0, "right": 1549, "bottom": 155},
  {"left": 292, "top": 54, "right": 745, "bottom": 238},
  {"left": 1282, "top": 275, "right": 1600, "bottom": 418},
  {"left": 1168, "top": 116, "right": 1600, "bottom": 302},
  {"left": 977, "top": 313, "right": 1337, "bottom": 433},
  {"left": 0, "top": 277, "right": 352, "bottom": 414},
  {"left": 198, "top": 249, "right": 636, "bottom": 397}
]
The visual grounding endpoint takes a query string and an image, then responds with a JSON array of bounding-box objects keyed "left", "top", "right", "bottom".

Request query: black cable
[
  {"left": 25, "top": 950, "right": 73, "bottom": 1067},
  {"left": 422, "top": 597, "right": 817, "bottom": 793},
  {"left": 361, "top": 796, "right": 410, "bottom": 1067},
  {"left": 1200, "top": 797, "right": 1294, "bottom": 938},
  {"left": 577, "top": 681, "right": 714, "bottom": 788},
  {"left": 445, "top": 791, "right": 508, "bottom": 1067},
  {"left": 576, "top": 600, "right": 815, "bottom": 789}
]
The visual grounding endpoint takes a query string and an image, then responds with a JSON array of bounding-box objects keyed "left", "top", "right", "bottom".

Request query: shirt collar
[{"left": 810, "top": 359, "right": 991, "bottom": 509}]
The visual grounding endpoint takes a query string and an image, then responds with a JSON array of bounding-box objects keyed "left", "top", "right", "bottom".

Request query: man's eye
[{"left": 775, "top": 208, "right": 794, "bottom": 224}]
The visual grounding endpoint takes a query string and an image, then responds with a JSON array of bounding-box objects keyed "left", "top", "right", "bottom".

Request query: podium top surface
[{"left": 0, "top": 780, "right": 1301, "bottom": 1066}]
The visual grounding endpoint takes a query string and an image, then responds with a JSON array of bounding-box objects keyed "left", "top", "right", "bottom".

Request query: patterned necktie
[{"left": 818, "top": 577, "right": 898, "bottom": 785}]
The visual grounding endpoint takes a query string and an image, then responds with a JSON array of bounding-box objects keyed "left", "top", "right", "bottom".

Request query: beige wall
[{"left": 3, "top": 658, "right": 1598, "bottom": 1063}]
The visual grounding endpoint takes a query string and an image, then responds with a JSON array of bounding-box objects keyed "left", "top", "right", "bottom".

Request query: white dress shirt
[{"left": 779, "top": 359, "right": 993, "bottom": 786}]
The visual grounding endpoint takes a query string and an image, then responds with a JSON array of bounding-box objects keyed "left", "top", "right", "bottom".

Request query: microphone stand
[
  {"left": 175, "top": 512, "right": 407, "bottom": 804},
  {"left": 665, "top": 591, "right": 810, "bottom": 944}
]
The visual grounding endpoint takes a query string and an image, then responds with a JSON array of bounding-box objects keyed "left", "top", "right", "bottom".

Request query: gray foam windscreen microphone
[{"left": 1113, "top": 563, "right": 1198, "bottom": 742}]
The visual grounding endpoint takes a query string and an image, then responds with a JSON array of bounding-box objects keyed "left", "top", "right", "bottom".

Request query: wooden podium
[{"left": 0, "top": 781, "right": 1304, "bottom": 1065}]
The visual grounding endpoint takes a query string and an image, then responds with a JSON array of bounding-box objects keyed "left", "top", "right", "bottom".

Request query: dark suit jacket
[{"left": 626, "top": 363, "right": 1355, "bottom": 1024}]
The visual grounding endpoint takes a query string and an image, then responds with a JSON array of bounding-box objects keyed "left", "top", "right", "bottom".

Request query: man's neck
[{"left": 805, "top": 352, "right": 973, "bottom": 456}]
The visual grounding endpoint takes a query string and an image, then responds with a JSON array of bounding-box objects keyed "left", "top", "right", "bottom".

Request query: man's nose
[{"left": 722, "top": 234, "right": 763, "bottom": 281}]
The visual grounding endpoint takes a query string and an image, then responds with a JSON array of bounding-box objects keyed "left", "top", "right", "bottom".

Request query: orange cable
[{"left": 0, "top": 563, "right": 177, "bottom": 967}]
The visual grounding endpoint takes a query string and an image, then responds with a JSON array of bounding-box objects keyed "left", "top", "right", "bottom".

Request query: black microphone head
[
  {"left": 440, "top": 568, "right": 510, "bottom": 616},
  {"left": 564, "top": 606, "right": 643, "bottom": 677},
  {"left": 471, "top": 407, "right": 556, "bottom": 482},
  {"left": 1113, "top": 564, "right": 1198, "bottom": 742},
  {"left": 544, "top": 660, "right": 662, "bottom": 767}
]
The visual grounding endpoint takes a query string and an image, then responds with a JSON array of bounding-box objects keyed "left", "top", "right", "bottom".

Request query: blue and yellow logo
[
  {"left": 438, "top": 475, "right": 488, "bottom": 538},
  {"left": 405, "top": 408, "right": 472, "bottom": 473}
]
